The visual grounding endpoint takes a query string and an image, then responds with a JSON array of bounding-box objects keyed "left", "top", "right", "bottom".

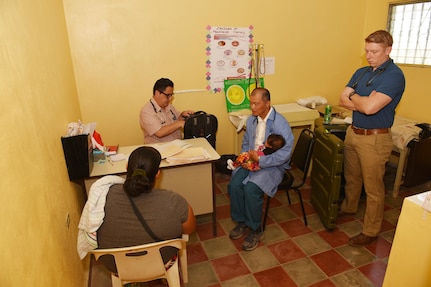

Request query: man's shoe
[
  {"left": 348, "top": 233, "right": 377, "bottom": 247},
  {"left": 242, "top": 228, "right": 264, "bottom": 251},
  {"left": 229, "top": 223, "right": 247, "bottom": 240}
]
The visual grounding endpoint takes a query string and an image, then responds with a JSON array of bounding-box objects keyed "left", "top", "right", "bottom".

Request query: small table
[
  {"left": 87, "top": 137, "right": 220, "bottom": 235},
  {"left": 273, "top": 103, "right": 320, "bottom": 130}
]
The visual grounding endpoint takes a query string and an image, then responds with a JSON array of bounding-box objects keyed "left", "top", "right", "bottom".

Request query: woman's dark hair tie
[{"left": 132, "top": 168, "right": 146, "bottom": 177}]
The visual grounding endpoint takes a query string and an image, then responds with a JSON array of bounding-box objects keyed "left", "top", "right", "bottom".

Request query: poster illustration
[
  {"left": 224, "top": 78, "right": 264, "bottom": 112},
  {"left": 206, "top": 25, "right": 254, "bottom": 93}
]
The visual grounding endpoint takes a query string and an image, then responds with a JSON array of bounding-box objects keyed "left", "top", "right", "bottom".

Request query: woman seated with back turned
[{"left": 96, "top": 146, "right": 196, "bottom": 273}]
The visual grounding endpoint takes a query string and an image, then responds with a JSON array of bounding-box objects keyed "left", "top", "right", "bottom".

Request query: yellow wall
[
  {"left": 63, "top": 0, "right": 369, "bottom": 155},
  {"left": 0, "top": 0, "right": 86, "bottom": 286},
  {"left": 1, "top": 0, "right": 429, "bottom": 285},
  {"left": 64, "top": 0, "right": 430, "bottom": 156}
]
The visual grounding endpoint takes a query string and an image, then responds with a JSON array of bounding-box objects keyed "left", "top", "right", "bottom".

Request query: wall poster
[{"left": 206, "top": 25, "right": 254, "bottom": 93}]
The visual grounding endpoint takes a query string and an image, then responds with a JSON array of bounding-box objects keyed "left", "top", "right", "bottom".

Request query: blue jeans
[{"left": 228, "top": 168, "right": 264, "bottom": 231}]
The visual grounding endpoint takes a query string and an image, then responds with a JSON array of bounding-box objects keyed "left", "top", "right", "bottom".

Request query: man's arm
[
  {"left": 140, "top": 104, "right": 185, "bottom": 138},
  {"left": 257, "top": 118, "right": 294, "bottom": 169},
  {"left": 339, "top": 86, "right": 357, "bottom": 111},
  {"left": 153, "top": 121, "right": 184, "bottom": 138},
  {"left": 155, "top": 109, "right": 193, "bottom": 137},
  {"left": 341, "top": 86, "right": 392, "bottom": 115}
]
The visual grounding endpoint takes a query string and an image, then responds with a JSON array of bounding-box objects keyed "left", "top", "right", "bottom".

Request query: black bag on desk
[{"left": 184, "top": 111, "right": 218, "bottom": 148}]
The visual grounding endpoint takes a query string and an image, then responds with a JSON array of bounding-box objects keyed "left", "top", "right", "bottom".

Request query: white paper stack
[
  {"left": 151, "top": 140, "right": 192, "bottom": 159},
  {"left": 166, "top": 147, "right": 210, "bottom": 163}
]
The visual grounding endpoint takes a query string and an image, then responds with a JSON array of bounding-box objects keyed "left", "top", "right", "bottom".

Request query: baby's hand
[{"left": 248, "top": 150, "right": 259, "bottom": 162}]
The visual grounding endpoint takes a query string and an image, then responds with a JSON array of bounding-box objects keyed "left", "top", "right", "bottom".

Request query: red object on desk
[{"left": 93, "top": 130, "right": 104, "bottom": 146}]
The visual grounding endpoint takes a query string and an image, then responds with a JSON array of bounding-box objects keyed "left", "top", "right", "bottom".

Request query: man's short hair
[
  {"left": 153, "top": 78, "right": 174, "bottom": 95},
  {"left": 252, "top": 87, "right": 271, "bottom": 101},
  {"left": 365, "top": 30, "right": 393, "bottom": 47}
]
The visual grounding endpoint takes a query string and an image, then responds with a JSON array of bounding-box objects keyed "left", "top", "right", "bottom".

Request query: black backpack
[{"left": 184, "top": 111, "right": 218, "bottom": 148}]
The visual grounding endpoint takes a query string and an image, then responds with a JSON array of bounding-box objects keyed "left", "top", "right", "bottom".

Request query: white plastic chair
[{"left": 90, "top": 237, "right": 188, "bottom": 287}]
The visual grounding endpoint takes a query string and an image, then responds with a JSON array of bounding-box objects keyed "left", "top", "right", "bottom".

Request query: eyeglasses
[{"left": 160, "top": 91, "right": 174, "bottom": 98}]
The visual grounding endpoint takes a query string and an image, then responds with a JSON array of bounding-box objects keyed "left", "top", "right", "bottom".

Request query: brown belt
[{"left": 351, "top": 125, "right": 390, "bottom": 135}]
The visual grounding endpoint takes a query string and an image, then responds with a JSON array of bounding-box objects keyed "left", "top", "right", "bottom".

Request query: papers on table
[
  {"left": 151, "top": 139, "right": 192, "bottom": 159},
  {"left": 150, "top": 139, "right": 211, "bottom": 163},
  {"left": 165, "top": 147, "right": 211, "bottom": 163}
]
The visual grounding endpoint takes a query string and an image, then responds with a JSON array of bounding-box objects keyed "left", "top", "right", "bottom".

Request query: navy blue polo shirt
[{"left": 347, "top": 59, "right": 405, "bottom": 129}]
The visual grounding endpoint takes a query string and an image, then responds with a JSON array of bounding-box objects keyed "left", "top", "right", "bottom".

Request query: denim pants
[
  {"left": 228, "top": 168, "right": 264, "bottom": 231},
  {"left": 341, "top": 127, "right": 393, "bottom": 236}
]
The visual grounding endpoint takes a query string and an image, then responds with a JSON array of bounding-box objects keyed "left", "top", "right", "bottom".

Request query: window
[{"left": 387, "top": 1, "right": 431, "bottom": 66}]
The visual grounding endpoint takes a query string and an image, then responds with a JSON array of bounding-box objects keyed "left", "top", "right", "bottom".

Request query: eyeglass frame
[{"left": 159, "top": 91, "right": 174, "bottom": 98}]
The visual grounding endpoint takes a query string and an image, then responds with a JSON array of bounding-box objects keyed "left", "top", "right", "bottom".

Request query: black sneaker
[
  {"left": 229, "top": 223, "right": 247, "bottom": 240},
  {"left": 242, "top": 228, "right": 264, "bottom": 251}
]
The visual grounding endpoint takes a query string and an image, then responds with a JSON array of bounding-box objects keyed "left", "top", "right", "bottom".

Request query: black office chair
[{"left": 263, "top": 128, "right": 315, "bottom": 229}]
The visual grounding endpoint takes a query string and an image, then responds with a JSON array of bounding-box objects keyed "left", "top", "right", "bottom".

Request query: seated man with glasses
[{"left": 140, "top": 78, "right": 194, "bottom": 143}]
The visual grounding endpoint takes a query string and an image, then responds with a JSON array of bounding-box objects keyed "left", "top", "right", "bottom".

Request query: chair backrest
[
  {"left": 90, "top": 238, "right": 186, "bottom": 284},
  {"left": 291, "top": 128, "right": 315, "bottom": 187}
]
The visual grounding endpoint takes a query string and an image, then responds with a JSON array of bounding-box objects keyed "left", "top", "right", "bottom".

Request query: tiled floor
[{"left": 89, "top": 166, "right": 431, "bottom": 287}]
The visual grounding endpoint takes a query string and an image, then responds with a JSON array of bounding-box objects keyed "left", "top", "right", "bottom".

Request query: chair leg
[
  {"left": 110, "top": 273, "right": 123, "bottom": 287},
  {"left": 286, "top": 189, "right": 292, "bottom": 205},
  {"left": 296, "top": 189, "right": 308, "bottom": 226},
  {"left": 263, "top": 196, "right": 271, "bottom": 231},
  {"left": 165, "top": 260, "right": 181, "bottom": 287},
  {"left": 179, "top": 248, "right": 188, "bottom": 283}
]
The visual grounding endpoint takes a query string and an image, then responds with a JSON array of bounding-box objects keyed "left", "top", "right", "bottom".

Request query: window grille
[{"left": 387, "top": 1, "right": 431, "bottom": 66}]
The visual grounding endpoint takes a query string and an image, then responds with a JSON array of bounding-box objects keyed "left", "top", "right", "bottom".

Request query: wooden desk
[{"left": 88, "top": 137, "right": 220, "bottom": 235}]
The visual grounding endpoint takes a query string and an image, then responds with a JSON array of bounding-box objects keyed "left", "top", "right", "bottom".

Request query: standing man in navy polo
[{"left": 338, "top": 30, "right": 405, "bottom": 246}]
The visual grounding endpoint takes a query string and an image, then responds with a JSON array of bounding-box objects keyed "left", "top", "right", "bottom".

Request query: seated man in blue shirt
[{"left": 228, "top": 87, "right": 294, "bottom": 251}]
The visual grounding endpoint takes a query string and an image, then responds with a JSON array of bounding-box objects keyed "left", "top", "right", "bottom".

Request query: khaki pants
[{"left": 341, "top": 127, "right": 393, "bottom": 236}]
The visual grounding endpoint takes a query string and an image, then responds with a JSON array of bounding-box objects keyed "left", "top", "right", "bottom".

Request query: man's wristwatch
[{"left": 348, "top": 91, "right": 356, "bottom": 101}]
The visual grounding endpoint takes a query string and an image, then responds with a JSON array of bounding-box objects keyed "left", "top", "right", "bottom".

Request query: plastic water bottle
[{"left": 323, "top": 105, "right": 332, "bottom": 124}]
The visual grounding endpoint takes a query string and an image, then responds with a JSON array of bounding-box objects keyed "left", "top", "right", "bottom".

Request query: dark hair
[
  {"left": 123, "top": 146, "right": 162, "bottom": 197},
  {"left": 252, "top": 87, "right": 271, "bottom": 101},
  {"left": 267, "top": 134, "right": 286, "bottom": 150},
  {"left": 153, "top": 78, "right": 174, "bottom": 95},
  {"left": 365, "top": 30, "right": 393, "bottom": 47}
]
